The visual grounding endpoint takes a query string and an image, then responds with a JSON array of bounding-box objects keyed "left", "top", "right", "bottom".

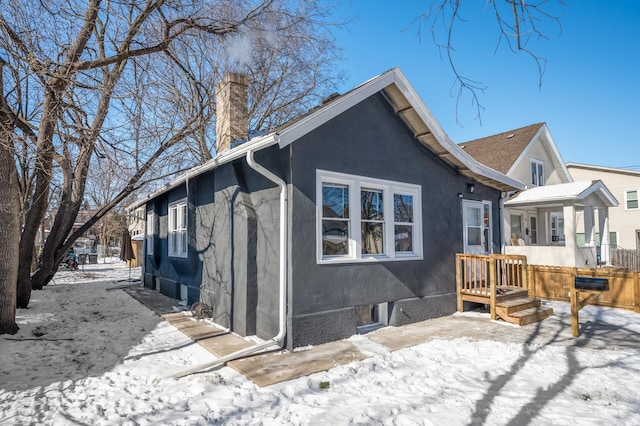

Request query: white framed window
[
  {"left": 529, "top": 215, "right": 538, "bottom": 245},
  {"left": 168, "top": 199, "right": 188, "bottom": 258},
  {"left": 510, "top": 214, "right": 523, "bottom": 245},
  {"left": 550, "top": 212, "right": 565, "bottom": 245},
  {"left": 530, "top": 159, "right": 544, "bottom": 186},
  {"left": 146, "top": 211, "right": 154, "bottom": 255},
  {"left": 625, "top": 190, "right": 638, "bottom": 210},
  {"left": 317, "top": 170, "right": 422, "bottom": 263}
]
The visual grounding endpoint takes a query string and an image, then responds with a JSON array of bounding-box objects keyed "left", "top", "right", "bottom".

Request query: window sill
[
  {"left": 168, "top": 254, "right": 189, "bottom": 259},
  {"left": 318, "top": 254, "right": 422, "bottom": 265}
]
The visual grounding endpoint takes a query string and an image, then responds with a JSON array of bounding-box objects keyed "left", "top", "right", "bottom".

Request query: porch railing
[{"left": 456, "top": 253, "right": 528, "bottom": 319}]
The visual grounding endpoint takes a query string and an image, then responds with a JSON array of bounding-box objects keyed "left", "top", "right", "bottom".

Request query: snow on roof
[{"left": 505, "top": 180, "right": 619, "bottom": 207}]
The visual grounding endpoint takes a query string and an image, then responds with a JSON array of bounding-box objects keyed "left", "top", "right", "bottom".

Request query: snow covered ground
[{"left": 2, "top": 259, "right": 640, "bottom": 425}]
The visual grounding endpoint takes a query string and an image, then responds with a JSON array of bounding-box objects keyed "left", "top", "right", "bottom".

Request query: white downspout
[{"left": 171, "top": 149, "right": 288, "bottom": 379}]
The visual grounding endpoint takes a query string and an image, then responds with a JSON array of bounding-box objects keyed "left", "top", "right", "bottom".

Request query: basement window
[{"left": 317, "top": 170, "right": 422, "bottom": 264}]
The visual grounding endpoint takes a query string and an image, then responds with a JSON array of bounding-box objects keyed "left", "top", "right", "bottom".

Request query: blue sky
[{"left": 331, "top": 1, "right": 640, "bottom": 169}]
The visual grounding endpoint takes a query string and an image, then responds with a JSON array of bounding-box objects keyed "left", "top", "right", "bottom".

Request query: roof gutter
[
  {"left": 171, "top": 147, "right": 288, "bottom": 379},
  {"left": 127, "top": 133, "right": 279, "bottom": 211}
]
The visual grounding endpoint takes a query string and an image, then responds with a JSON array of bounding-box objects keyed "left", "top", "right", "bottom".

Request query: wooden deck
[{"left": 456, "top": 254, "right": 553, "bottom": 326}]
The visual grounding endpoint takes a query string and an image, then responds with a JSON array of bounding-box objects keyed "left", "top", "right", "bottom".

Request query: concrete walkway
[{"left": 123, "top": 285, "right": 640, "bottom": 387}]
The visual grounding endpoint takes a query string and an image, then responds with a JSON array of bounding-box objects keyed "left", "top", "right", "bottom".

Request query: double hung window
[
  {"left": 146, "top": 211, "right": 154, "bottom": 255},
  {"left": 625, "top": 190, "right": 638, "bottom": 210},
  {"left": 168, "top": 199, "right": 188, "bottom": 257},
  {"left": 318, "top": 170, "right": 422, "bottom": 263},
  {"left": 530, "top": 159, "right": 544, "bottom": 186}
]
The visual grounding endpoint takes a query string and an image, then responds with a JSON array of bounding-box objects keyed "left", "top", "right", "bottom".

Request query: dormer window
[{"left": 531, "top": 159, "right": 544, "bottom": 186}]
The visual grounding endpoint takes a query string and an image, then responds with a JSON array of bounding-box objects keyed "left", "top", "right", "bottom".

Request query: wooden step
[
  {"left": 500, "top": 306, "right": 554, "bottom": 326},
  {"left": 495, "top": 287, "right": 529, "bottom": 303},
  {"left": 496, "top": 297, "right": 540, "bottom": 316}
]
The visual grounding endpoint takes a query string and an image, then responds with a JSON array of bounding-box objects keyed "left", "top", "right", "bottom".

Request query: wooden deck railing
[{"left": 456, "top": 253, "right": 528, "bottom": 319}]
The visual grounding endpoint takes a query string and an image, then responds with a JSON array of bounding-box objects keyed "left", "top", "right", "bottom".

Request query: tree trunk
[
  {"left": 0, "top": 122, "right": 20, "bottom": 335},
  {"left": 17, "top": 93, "right": 57, "bottom": 303}
]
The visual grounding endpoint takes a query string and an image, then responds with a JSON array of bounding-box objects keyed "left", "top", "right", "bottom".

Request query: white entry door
[{"left": 463, "top": 200, "right": 492, "bottom": 255}]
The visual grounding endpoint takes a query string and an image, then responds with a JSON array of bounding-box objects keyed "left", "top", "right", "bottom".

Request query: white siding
[{"left": 568, "top": 165, "right": 640, "bottom": 250}]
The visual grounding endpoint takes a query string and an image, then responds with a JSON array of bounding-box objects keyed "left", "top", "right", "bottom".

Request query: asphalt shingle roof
[{"left": 458, "top": 123, "right": 545, "bottom": 174}]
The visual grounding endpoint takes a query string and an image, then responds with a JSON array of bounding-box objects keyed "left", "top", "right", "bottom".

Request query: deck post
[
  {"left": 456, "top": 254, "right": 463, "bottom": 312},
  {"left": 634, "top": 271, "right": 639, "bottom": 313},
  {"left": 489, "top": 255, "right": 497, "bottom": 321},
  {"left": 522, "top": 257, "right": 528, "bottom": 293}
]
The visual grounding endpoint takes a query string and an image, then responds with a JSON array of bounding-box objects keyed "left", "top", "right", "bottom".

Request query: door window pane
[
  {"left": 467, "top": 206, "right": 481, "bottom": 227},
  {"left": 467, "top": 227, "right": 482, "bottom": 245}
]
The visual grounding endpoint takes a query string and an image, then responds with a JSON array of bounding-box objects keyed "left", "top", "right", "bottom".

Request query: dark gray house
[{"left": 130, "top": 68, "right": 523, "bottom": 350}]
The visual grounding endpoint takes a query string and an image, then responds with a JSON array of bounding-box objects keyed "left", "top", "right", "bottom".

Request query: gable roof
[
  {"left": 271, "top": 68, "right": 524, "bottom": 192},
  {"left": 504, "top": 180, "right": 619, "bottom": 207},
  {"left": 458, "top": 123, "right": 544, "bottom": 174},
  {"left": 128, "top": 68, "right": 524, "bottom": 210},
  {"left": 459, "top": 123, "right": 572, "bottom": 184}
]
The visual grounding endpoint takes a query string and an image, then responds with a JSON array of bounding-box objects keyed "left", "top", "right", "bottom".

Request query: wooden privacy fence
[
  {"left": 611, "top": 248, "right": 640, "bottom": 272},
  {"left": 528, "top": 265, "right": 640, "bottom": 312}
]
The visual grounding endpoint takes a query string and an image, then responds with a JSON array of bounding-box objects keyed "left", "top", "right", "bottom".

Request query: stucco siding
[{"left": 288, "top": 93, "right": 502, "bottom": 348}]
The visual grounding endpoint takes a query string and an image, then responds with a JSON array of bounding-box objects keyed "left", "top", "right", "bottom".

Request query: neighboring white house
[
  {"left": 567, "top": 163, "right": 640, "bottom": 251},
  {"left": 460, "top": 123, "right": 619, "bottom": 267},
  {"left": 127, "top": 205, "right": 146, "bottom": 238}
]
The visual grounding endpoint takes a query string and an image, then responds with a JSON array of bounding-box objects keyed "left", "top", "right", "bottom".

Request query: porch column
[
  {"left": 598, "top": 207, "right": 611, "bottom": 265},
  {"left": 563, "top": 204, "right": 576, "bottom": 264},
  {"left": 584, "top": 205, "right": 595, "bottom": 246}
]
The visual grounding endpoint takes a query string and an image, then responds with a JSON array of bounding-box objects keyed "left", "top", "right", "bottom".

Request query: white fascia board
[
  {"left": 275, "top": 69, "right": 398, "bottom": 148},
  {"left": 505, "top": 123, "right": 572, "bottom": 183},
  {"left": 128, "top": 133, "right": 278, "bottom": 210},
  {"left": 541, "top": 125, "right": 573, "bottom": 183},
  {"left": 278, "top": 68, "right": 523, "bottom": 191},
  {"left": 505, "top": 180, "right": 619, "bottom": 207},
  {"left": 567, "top": 162, "right": 640, "bottom": 178},
  {"left": 392, "top": 71, "right": 525, "bottom": 191},
  {"left": 578, "top": 180, "right": 619, "bottom": 207},
  {"left": 278, "top": 67, "right": 524, "bottom": 190},
  {"left": 504, "top": 124, "right": 540, "bottom": 178}
]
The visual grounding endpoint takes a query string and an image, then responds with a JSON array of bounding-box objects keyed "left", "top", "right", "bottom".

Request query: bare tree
[
  {"left": 0, "top": 0, "right": 343, "bottom": 324},
  {"left": 0, "top": 63, "right": 20, "bottom": 334},
  {"left": 415, "top": 0, "right": 565, "bottom": 122}
]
